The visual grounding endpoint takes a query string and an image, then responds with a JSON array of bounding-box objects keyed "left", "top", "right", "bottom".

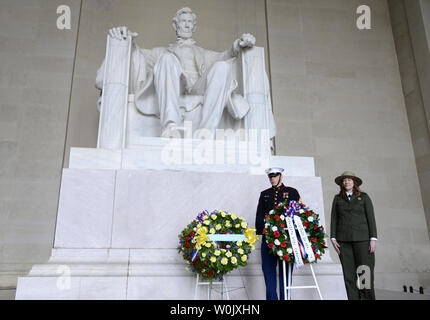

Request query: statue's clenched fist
[
  {"left": 233, "top": 33, "right": 256, "bottom": 54},
  {"left": 108, "top": 26, "right": 138, "bottom": 40},
  {"left": 238, "top": 33, "right": 256, "bottom": 48}
]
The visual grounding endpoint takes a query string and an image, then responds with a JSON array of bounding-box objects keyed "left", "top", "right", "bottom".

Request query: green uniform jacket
[{"left": 330, "top": 192, "right": 377, "bottom": 242}]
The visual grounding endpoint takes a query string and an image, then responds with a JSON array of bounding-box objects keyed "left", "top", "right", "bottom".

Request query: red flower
[
  {"left": 323, "top": 241, "right": 326, "bottom": 246},
  {"left": 207, "top": 270, "right": 213, "bottom": 276},
  {"left": 262, "top": 228, "right": 266, "bottom": 235},
  {"left": 315, "top": 254, "right": 320, "bottom": 259},
  {"left": 274, "top": 231, "right": 280, "bottom": 238},
  {"left": 268, "top": 243, "right": 274, "bottom": 249},
  {"left": 321, "top": 226, "right": 325, "bottom": 230},
  {"left": 311, "top": 237, "right": 317, "bottom": 243},
  {"left": 189, "top": 232, "right": 195, "bottom": 237},
  {"left": 192, "top": 243, "right": 196, "bottom": 247},
  {"left": 303, "top": 222, "right": 309, "bottom": 227},
  {"left": 313, "top": 225, "right": 319, "bottom": 230},
  {"left": 185, "top": 243, "right": 190, "bottom": 248},
  {"left": 283, "top": 254, "right": 290, "bottom": 261},
  {"left": 185, "top": 236, "right": 190, "bottom": 241},
  {"left": 306, "top": 211, "right": 311, "bottom": 216},
  {"left": 275, "top": 205, "right": 280, "bottom": 210},
  {"left": 281, "top": 242, "right": 286, "bottom": 248},
  {"left": 274, "top": 215, "right": 280, "bottom": 221},
  {"left": 280, "top": 224, "right": 285, "bottom": 229},
  {"left": 265, "top": 215, "right": 270, "bottom": 219}
]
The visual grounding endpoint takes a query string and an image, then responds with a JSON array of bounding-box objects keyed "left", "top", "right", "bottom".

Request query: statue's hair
[{"left": 172, "top": 7, "right": 197, "bottom": 31}]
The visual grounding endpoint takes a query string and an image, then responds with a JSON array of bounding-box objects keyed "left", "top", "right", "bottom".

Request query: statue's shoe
[{"left": 161, "top": 124, "right": 185, "bottom": 138}]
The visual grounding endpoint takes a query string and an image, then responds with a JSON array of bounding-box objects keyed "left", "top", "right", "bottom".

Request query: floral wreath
[
  {"left": 178, "top": 210, "right": 258, "bottom": 281},
  {"left": 263, "top": 200, "right": 327, "bottom": 266}
]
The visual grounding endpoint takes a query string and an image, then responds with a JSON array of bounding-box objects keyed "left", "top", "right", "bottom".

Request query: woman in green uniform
[{"left": 330, "top": 171, "right": 377, "bottom": 300}]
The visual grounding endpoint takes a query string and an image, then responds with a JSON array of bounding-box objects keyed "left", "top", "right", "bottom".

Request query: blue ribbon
[
  {"left": 284, "top": 200, "right": 309, "bottom": 267},
  {"left": 191, "top": 250, "right": 199, "bottom": 262}
]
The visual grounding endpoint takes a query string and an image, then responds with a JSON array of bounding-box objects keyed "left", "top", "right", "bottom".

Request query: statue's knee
[
  {"left": 211, "top": 61, "right": 231, "bottom": 75},
  {"left": 158, "top": 53, "right": 179, "bottom": 66}
]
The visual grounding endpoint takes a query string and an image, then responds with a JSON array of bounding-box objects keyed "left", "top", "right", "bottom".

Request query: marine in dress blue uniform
[{"left": 255, "top": 168, "right": 301, "bottom": 300}]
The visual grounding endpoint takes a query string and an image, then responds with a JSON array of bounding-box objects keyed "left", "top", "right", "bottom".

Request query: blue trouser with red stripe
[{"left": 261, "top": 241, "right": 293, "bottom": 300}]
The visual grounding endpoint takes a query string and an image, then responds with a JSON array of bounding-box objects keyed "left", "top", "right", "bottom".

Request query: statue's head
[{"left": 172, "top": 7, "right": 197, "bottom": 39}]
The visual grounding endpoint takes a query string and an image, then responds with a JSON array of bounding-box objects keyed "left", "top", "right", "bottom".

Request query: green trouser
[{"left": 338, "top": 241, "right": 376, "bottom": 300}]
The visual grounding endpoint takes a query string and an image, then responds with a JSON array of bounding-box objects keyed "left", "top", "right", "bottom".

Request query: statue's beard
[{"left": 176, "top": 29, "right": 194, "bottom": 39}]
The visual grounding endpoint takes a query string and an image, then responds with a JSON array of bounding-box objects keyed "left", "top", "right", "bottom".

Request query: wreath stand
[
  {"left": 194, "top": 270, "right": 250, "bottom": 300},
  {"left": 282, "top": 261, "right": 323, "bottom": 300},
  {"left": 194, "top": 274, "right": 230, "bottom": 300}
]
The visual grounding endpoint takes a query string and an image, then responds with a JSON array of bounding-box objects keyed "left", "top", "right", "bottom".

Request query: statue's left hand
[
  {"left": 239, "top": 33, "right": 256, "bottom": 48},
  {"left": 233, "top": 33, "right": 256, "bottom": 54}
]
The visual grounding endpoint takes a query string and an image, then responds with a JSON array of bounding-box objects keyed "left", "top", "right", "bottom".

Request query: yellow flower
[
  {"left": 210, "top": 257, "right": 216, "bottom": 263},
  {"left": 239, "top": 217, "right": 244, "bottom": 221},
  {"left": 231, "top": 213, "right": 237, "bottom": 220},
  {"left": 203, "top": 220, "right": 210, "bottom": 225},
  {"left": 241, "top": 255, "right": 248, "bottom": 262},
  {"left": 236, "top": 241, "right": 243, "bottom": 246},
  {"left": 231, "top": 257, "right": 237, "bottom": 264},
  {"left": 241, "top": 221, "right": 247, "bottom": 228},
  {"left": 209, "top": 228, "right": 215, "bottom": 234},
  {"left": 205, "top": 243, "right": 211, "bottom": 248},
  {"left": 244, "top": 228, "right": 258, "bottom": 246},
  {"left": 221, "top": 249, "right": 226, "bottom": 253},
  {"left": 203, "top": 215, "right": 208, "bottom": 220},
  {"left": 211, "top": 214, "right": 217, "bottom": 220},
  {"left": 225, "top": 221, "right": 231, "bottom": 228},
  {"left": 201, "top": 253, "right": 207, "bottom": 258},
  {"left": 235, "top": 224, "right": 240, "bottom": 228},
  {"left": 226, "top": 251, "right": 232, "bottom": 258},
  {"left": 238, "top": 248, "right": 244, "bottom": 255},
  {"left": 215, "top": 224, "right": 222, "bottom": 230},
  {"left": 221, "top": 258, "right": 228, "bottom": 265},
  {"left": 214, "top": 250, "right": 221, "bottom": 256},
  {"left": 221, "top": 211, "right": 226, "bottom": 218}
]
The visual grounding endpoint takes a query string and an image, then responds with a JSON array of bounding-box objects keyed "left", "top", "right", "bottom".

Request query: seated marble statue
[{"left": 96, "top": 7, "right": 275, "bottom": 138}]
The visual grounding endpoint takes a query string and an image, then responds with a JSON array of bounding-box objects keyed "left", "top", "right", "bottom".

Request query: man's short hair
[{"left": 172, "top": 7, "right": 197, "bottom": 31}]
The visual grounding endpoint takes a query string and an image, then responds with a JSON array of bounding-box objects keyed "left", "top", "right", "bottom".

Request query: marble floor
[{"left": 2, "top": 288, "right": 429, "bottom": 300}]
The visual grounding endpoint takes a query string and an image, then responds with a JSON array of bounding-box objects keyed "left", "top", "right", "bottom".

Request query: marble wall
[
  {"left": 0, "top": 0, "right": 80, "bottom": 288},
  {"left": 389, "top": 0, "right": 430, "bottom": 245},
  {"left": 264, "top": 0, "right": 430, "bottom": 283},
  {"left": 1, "top": 0, "right": 429, "bottom": 294}
]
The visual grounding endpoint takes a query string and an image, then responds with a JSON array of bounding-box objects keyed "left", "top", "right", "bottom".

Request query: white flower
[
  {"left": 308, "top": 217, "right": 314, "bottom": 222},
  {"left": 269, "top": 210, "right": 274, "bottom": 214},
  {"left": 280, "top": 215, "right": 285, "bottom": 221},
  {"left": 287, "top": 248, "right": 293, "bottom": 254},
  {"left": 299, "top": 209, "right": 304, "bottom": 213},
  {"left": 265, "top": 223, "right": 270, "bottom": 228},
  {"left": 272, "top": 226, "right": 278, "bottom": 232},
  {"left": 274, "top": 239, "right": 280, "bottom": 245},
  {"left": 277, "top": 250, "right": 283, "bottom": 256}
]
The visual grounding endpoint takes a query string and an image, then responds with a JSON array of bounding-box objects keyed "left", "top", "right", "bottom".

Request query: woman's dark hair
[{"left": 338, "top": 178, "right": 361, "bottom": 196}]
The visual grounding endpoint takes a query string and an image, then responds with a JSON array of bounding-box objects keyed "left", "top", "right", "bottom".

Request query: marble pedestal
[{"left": 15, "top": 143, "right": 347, "bottom": 300}]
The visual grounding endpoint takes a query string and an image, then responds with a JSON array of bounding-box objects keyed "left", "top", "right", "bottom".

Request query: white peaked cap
[{"left": 265, "top": 167, "right": 284, "bottom": 175}]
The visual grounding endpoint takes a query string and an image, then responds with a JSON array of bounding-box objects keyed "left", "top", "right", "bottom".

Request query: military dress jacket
[
  {"left": 255, "top": 184, "right": 301, "bottom": 236},
  {"left": 330, "top": 192, "right": 377, "bottom": 242}
]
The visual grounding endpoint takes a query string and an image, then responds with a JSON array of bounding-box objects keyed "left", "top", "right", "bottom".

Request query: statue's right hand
[{"left": 108, "top": 26, "right": 138, "bottom": 40}]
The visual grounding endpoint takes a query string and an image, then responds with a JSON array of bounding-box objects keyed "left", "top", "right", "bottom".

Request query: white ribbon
[
  {"left": 293, "top": 215, "right": 315, "bottom": 264},
  {"left": 285, "top": 215, "right": 304, "bottom": 268}
]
